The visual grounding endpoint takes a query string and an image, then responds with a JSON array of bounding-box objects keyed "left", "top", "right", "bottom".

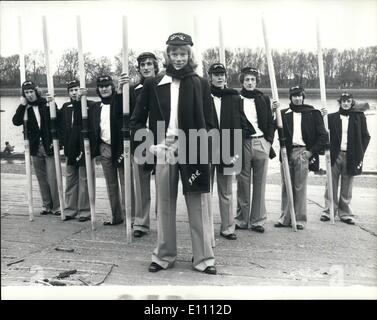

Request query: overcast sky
[{"left": 1, "top": 0, "right": 376, "bottom": 59}]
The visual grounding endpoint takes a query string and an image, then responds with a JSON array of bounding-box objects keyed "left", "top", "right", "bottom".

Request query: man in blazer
[
  {"left": 130, "top": 32, "right": 217, "bottom": 275},
  {"left": 236, "top": 67, "right": 276, "bottom": 233},
  {"left": 130, "top": 52, "right": 159, "bottom": 238},
  {"left": 320, "top": 92, "right": 370, "bottom": 225},
  {"left": 207, "top": 62, "right": 242, "bottom": 240},
  {"left": 274, "top": 85, "right": 328, "bottom": 230},
  {"left": 13, "top": 80, "right": 60, "bottom": 216},
  {"left": 58, "top": 80, "right": 96, "bottom": 222},
  {"left": 90, "top": 75, "right": 135, "bottom": 226}
]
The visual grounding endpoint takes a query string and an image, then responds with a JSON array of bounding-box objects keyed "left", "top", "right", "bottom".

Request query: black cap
[
  {"left": 137, "top": 52, "right": 157, "bottom": 63},
  {"left": 96, "top": 75, "right": 113, "bottom": 87},
  {"left": 166, "top": 32, "right": 193, "bottom": 46},
  {"left": 240, "top": 67, "right": 259, "bottom": 76},
  {"left": 339, "top": 92, "right": 353, "bottom": 101},
  {"left": 22, "top": 80, "right": 36, "bottom": 91},
  {"left": 289, "top": 85, "right": 305, "bottom": 96},
  {"left": 208, "top": 63, "right": 226, "bottom": 74},
  {"left": 67, "top": 79, "right": 80, "bottom": 90}
]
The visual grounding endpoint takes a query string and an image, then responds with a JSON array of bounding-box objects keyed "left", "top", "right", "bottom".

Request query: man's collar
[{"left": 157, "top": 75, "right": 172, "bottom": 86}]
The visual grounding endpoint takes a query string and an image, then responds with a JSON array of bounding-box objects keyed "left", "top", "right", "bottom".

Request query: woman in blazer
[
  {"left": 130, "top": 32, "right": 217, "bottom": 275},
  {"left": 320, "top": 92, "right": 370, "bottom": 225},
  {"left": 274, "top": 85, "right": 328, "bottom": 230}
]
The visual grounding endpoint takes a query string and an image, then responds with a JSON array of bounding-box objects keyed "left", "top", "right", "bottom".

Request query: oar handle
[
  {"left": 76, "top": 16, "right": 89, "bottom": 121},
  {"left": 261, "top": 16, "right": 284, "bottom": 130},
  {"left": 218, "top": 17, "right": 226, "bottom": 66},
  {"left": 122, "top": 16, "right": 130, "bottom": 135}
]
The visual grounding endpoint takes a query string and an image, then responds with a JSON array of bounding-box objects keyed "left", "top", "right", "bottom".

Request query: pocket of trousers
[{"left": 261, "top": 138, "right": 271, "bottom": 154}]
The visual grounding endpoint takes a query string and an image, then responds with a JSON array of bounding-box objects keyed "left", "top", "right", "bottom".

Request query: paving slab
[{"left": 1, "top": 172, "right": 376, "bottom": 299}]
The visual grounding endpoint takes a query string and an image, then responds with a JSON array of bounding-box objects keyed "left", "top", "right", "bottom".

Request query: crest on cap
[
  {"left": 23, "top": 80, "right": 34, "bottom": 86},
  {"left": 209, "top": 63, "right": 226, "bottom": 74},
  {"left": 166, "top": 32, "right": 193, "bottom": 46},
  {"left": 289, "top": 85, "right": 305, "bottom": 96},
  {"left": 22, "top": 80, "right": 36, "bottom": 91},
  {"left": 241, "top": 67, "right": 259, "bottom": 75},
  {"left": 96, "top": 75, "right": 113, "bottom": 87},
  {"left": 339, "top": 92, "right": 353, "bottom": 100},
  {"left": 67, "top": 79, "right": 80, "bottom": 90}
]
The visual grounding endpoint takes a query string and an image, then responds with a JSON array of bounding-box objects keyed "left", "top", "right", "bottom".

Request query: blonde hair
[{"left": 163, "top": 45, "right": 198, "bottom": 69}]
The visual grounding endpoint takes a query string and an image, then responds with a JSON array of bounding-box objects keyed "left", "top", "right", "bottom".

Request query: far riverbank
[{"left": 1, "top": 87, "right": 377, "bottom": 99}]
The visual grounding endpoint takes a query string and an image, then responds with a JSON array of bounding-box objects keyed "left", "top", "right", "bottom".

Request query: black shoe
[
  {"left": 148, "top": 262, "right": 163, "bottom": 273},
  {"left": 53, "top": 211, "right": 61, "bottom": 216},
  {"left": 296, "top": 224, "right": 304, "bottom": 230},
  {"left": 103, "top": 219, "right": 123, "bottom": 226},
  {"left": 78, "top": 216, "right": 90, "bottom": 222},
  {"left": 220, "top": 232, "right": 237, "bottom": 240},
  {"left": 235, "top": 225, "right": 245, "bottom": 230},
  {"left": 250, "top": 225, "right": 265, "bottom": 233},
  {"left": 341, "top": 218, "right": 355, "bottom": 225},
  {"left": 320, "top": 215, "right": 330, "bottom": 222},
  {"left": 63, "top": 215, "right": 74, "bottom": 221},
  {"left": 274, "top": 222, "right": 288, "bottom": 228},
  {"left": 134, "top": 230, "right": 147, "bottom": 238},
  {"left": 40, "top": 210, "right": 51, "bottom": 215},
  {"left": 203, "top": 266, "right": 217, "bottom": 275}
]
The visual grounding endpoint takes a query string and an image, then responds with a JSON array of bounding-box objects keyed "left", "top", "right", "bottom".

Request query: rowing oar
[
  {"left": 18, "top": 16, "right": 33, "bottom": 221},
  {"left": 193, "top": 16, "right": 203, "bottom": 77},
  {"left": 122, "top": 16, "right": 132, "bottom": 243},
  {"left": 262, "top": 16, "right": 297, "bottom": 231},
  {"left": 218, "top": 17, "right": 226, "bottom": 66},
  {"left": 42, "top": 16, "right": 65, "bottom": 220},
  {"left": 316, "top": 19, "right": 335, "bottom": 224},
  {"left": 76, "top": 16, "right": 96, "bottom": 230}
]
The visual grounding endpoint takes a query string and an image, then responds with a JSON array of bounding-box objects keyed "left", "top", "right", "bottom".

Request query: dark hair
[
  {"left": 95, "top": 83, "right": 115, "bottom": 98},
  {"left": 21, "top": 87, "right": 41, "bottom": 99},
  {"left": 209, "top": 73, "right": 227, "bottom": 85},
  {"left": 137, "top": 56, "right": 159, "bottom": 75},
  {"left": 67, "top": 79, "right": 80, "bottom": 92},
  {"left": 163, "top": 45, "right": 198, "bottom": 69},
  {"left": 239, "top": 71, "right": 260, "bottom": 85},
  {"left": 338, "top": 97, "right": 355, "bottom": 107},
  {"left": 289, "top": 92, "right": 306, "bottom": 101}
]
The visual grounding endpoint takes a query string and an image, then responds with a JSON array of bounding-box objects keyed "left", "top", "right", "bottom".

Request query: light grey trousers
[
  {"left": 100, "top": 143, "right": 135, "bottom": 224},
  {"left": 32, "top": 142, "right": 60, "bottom": 213},
  {"left": 152, "top": 161, "right": 215, "bottom": 272},
  {"left": 211, "top": 164, "right": 235, "bottom": 235},
  {"left": 64, "top": 162, "right": 95, "bottom": 218},
  {"left": 132, "top": 160, "right": 152, "bottom": 232},
  {"left": 236, "top": 137, "right": 270, "bottom": 228},
  {"left": 322, "top": 151, "right": 354, "bottom": 220},
  {"left": 278, "top": 147, "right": 309, "bottom": 226}
]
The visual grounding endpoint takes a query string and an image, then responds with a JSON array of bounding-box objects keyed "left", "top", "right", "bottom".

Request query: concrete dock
[{"left": 1, "top": 168, "right": 376, "bottom": 299}]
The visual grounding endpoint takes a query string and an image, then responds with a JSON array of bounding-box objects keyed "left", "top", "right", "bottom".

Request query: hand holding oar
[{"left": 262, "top": 16, "right": 297, "bottom": 231}]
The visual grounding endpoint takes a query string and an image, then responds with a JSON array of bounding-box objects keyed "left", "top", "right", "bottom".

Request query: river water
[{"left": 1, "top": 96, "right": 376, "bottom": 172}]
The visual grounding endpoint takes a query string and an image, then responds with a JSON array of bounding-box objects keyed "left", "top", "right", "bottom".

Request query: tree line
[{"left": 1, "top": 46, "right": 376, "bottom": 89}]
